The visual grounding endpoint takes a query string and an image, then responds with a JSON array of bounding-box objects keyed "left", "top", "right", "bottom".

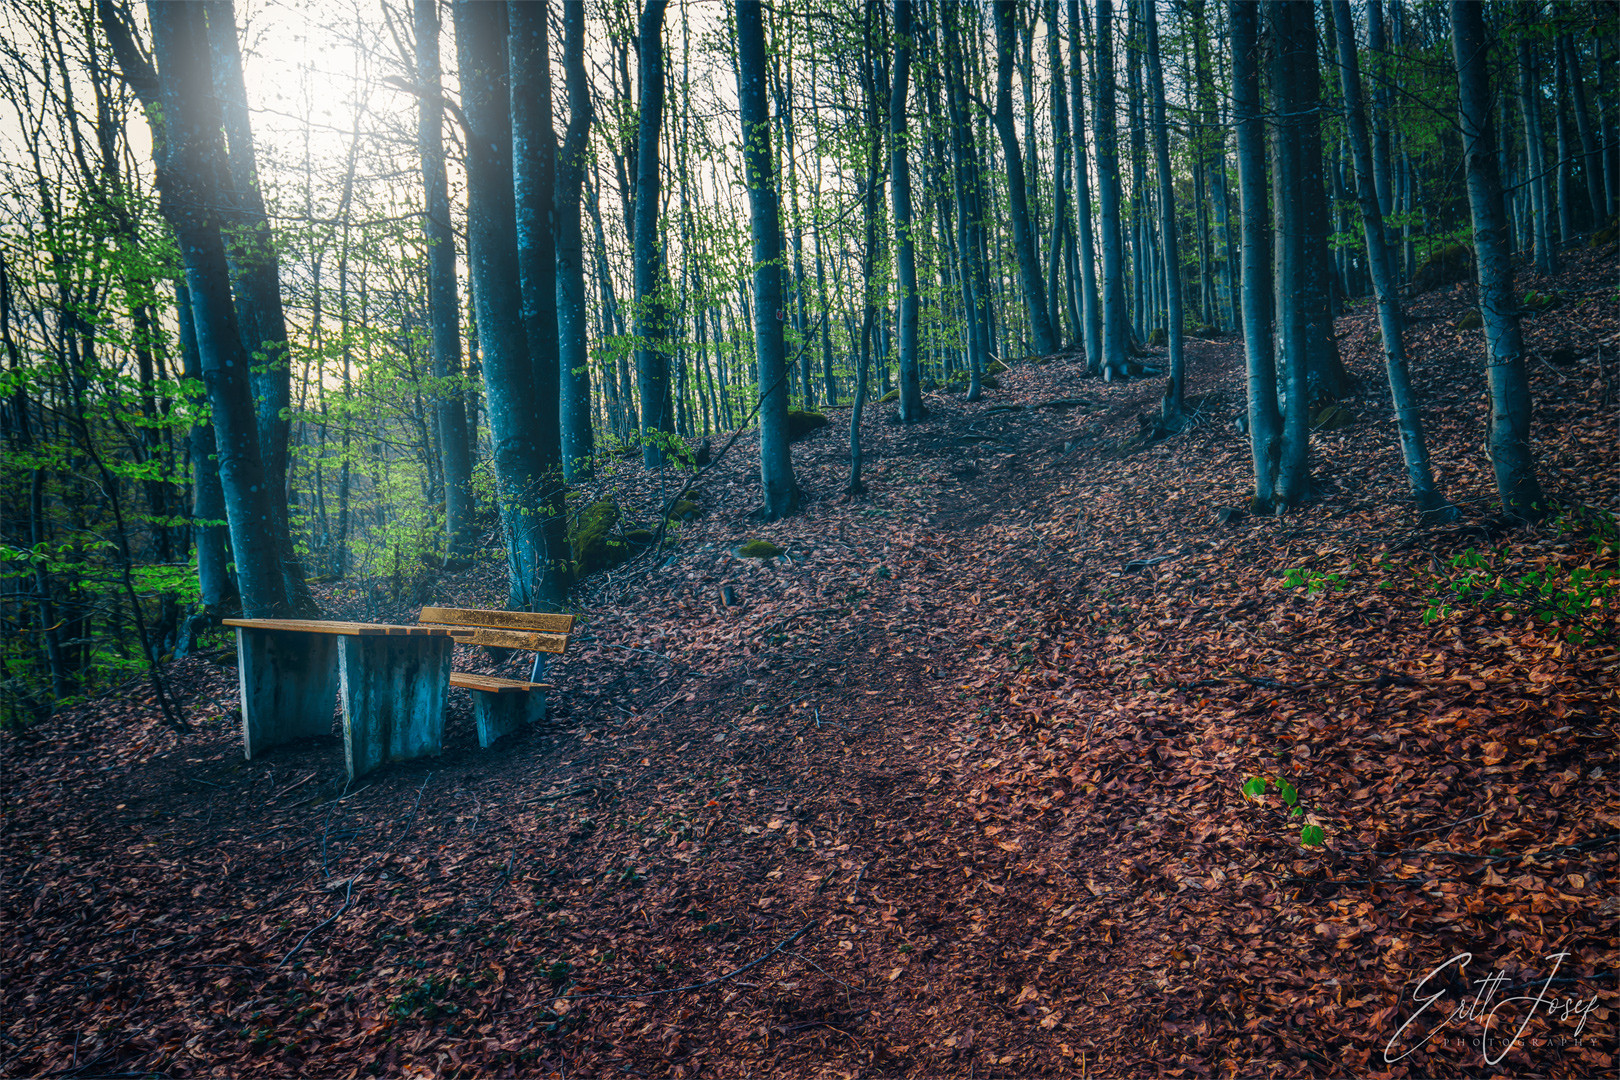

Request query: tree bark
[
  {"left": 202, "top": 1, "right": 316, "bottom": 614},
  {"left": 1451, "top": 0, "right": 1546, "bottom": 519},
  {"left": 634, "top": 0, "right": 674, "bottom": 467},
  {"left": 556, "top": 0, "right": 594, "bottom": 480},
  {"left": 415, "top": 0, "right": 475, "bottom": 561},
  {"left": 890, "top": 0, "right": 925, "bottom": 420},
  {"left": 992, "top": 0, "right": 1057, "bottom": 358},
  {"left": 1069, "top": 0, "right": 1102, "bottom": 371},
  {"left": 1093, "top": 0, "right": 1130, "bottom": 378},
  {"left": 453, "top": 0, "right": 556, "bottom": 610},
  {"left": 1269, "top": 0, "right": 1311, "bottom": 506},
  {"left": 144, "top": 1, "right": 289, "bottom": 617},
  {"left": 737, "top": 0, "right": 800, "bottom": 520},
  {"left": 1142, "top": 0, "right": 1183, "bottom": 425},
  {"left": 1231, "top": 0, "right": 1279, "bottom": 510},
  {"left": 1331, "top": 0, "right": 1452, "bottom": 519}
]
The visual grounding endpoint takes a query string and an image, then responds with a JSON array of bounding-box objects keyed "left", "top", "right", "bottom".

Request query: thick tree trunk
[
  {"left": 1269, "top": 0, "right": 1311, "bottom": 506},
  {"left": 1331, "top": 0, "right": 1451, "bottom": 520},
  {"left": 145, "top": 2, "right": 288, "bottom": 617},
  {"left": 1093, "top": 0, "right": 1130, "bottom": 378},
  {"left": 1295, "top": 0, "right": 1348, "bottom": 401},
  {"left": 414, "top": 0, "right": 475, "bottom": 561},
  {"left": 1451, "top": 0, "right": 1546, "bottom": 519},
  {"left": 508, "top": 0, "right": 567, "bottom": 605},
  {"left": 556, "top": 0, "right": 594, "bottom": 481},
  {"left": 634, "top": 0, "right": 673, "bottom": 467},
  {"left": 737, "top": 0, "right": 800, "bottom": 520},
  {"left": 453, "top": 0, "right": 554, "bottom": 610},
  {"left": 202, "top": 1, "right": 315, "bottom": 614},
  {"left": 1142, "top": 0, "right": 1183, "bottom": 425},
  {"left": 1231, "top": 0, "right": 1278, "bottom": 510}
]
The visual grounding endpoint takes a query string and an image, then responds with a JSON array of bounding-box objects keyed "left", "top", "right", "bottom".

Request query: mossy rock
[
  {"left": 734, "top": 539, "right": 785, "bottom": 560},
  {"left": 1147, "top": 327, "right": 1168, "bottom": 347},
  {"left": 787, "top": 409, "right": 830, "bottom": 442},
  {"left": 1590, "top": 224, "right": 1618, "bottom": 249},
  {"left": 1410, "top": 243, "right": 1473, "bottom": 293},
  {"left": 667, "top": 499, "right": 702, "bottom": 522},
  {"left": 1455, "top": 308, "right": 1483, "bottom": 331},
  {"left": 1313, "top": 404, "right": 1354, "bottom": 431},
  {"left": 570, "top": 498, "right": 630, "bottom": 576},
  {"left": 979, "top": 375, "right": 1000, "bottom": 390},
  {"left": 878, "top": 389, "right": 900, "bottom": 404},
  {"left": 985, "top": 359, "right": 1008, "bottom": 376},
  {"left": 623, "top": 528, "right": 656, "bottom": 545}
]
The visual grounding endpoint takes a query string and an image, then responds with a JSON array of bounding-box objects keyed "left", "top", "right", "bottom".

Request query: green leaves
[{"left": 1240, "top": 776, "right": 1323, "bottom": 848}]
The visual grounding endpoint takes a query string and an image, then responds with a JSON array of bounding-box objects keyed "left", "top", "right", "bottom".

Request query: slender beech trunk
[
  {"left": 1518, "top": 34, "right": 1557, "bottom": 274},
  {"left": 1142, "top": 0, "right": 1183, "bottom": 423},
  {"left": 557, "top": 0, "right": 594, "bottom": 480},
  {"left": 415, "top": 0, "right": 474, "bottom": 560},
  {"left": 1093, "top": 0, "right": 1129, "bottom": 377},
  {"left": 634, "top": 0, "right": 673, "bottom": 467},
  {"left": 1069, "top": 0, "right": 1102, "bottom": 370},
  {"left": 737, "top": 0, "right": 800, "bottom": 519},
  {"left": 177, "top": 280, "right": 236, "bottom": 613},
  {"left": 1562, "top": 34, "right": 1605, "bottom": 227},
  {"left": 1331, "top": 0, "right": 1451, "bottom": 519},
  {"left": 891, "top": 0, "right": 925, "bottom": 420},
  {"left": 1451, "top": 0, "right": 1546, "bottom": 519},
  {"left": 1046, "top": 0, "right": 1073, "bottom": 347},
  {"left": 993, "top": 0, "right": 1057, "bottom": 357},
  {"left": 1232, "top": 0, "right": 1278, "bottom": 510}
]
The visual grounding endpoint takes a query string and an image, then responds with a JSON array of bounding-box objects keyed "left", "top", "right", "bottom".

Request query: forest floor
[{"left": 4, "top": 247, "right": 1618, "bottom": 1080}]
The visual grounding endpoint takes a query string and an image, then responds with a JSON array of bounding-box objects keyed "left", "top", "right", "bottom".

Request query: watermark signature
[{"left": 1385, "top": 951, "right": 1605, "bottom": 1065}]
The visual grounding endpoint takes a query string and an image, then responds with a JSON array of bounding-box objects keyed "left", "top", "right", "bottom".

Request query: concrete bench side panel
[
  {"left": 472, "top": 688, "right": 547, "bottom": 748},
  {"left": 237, "top": 628, "right": 340, "bottom": 758},
  {"left": 339, "top": 635, "right": 453, "bottom": 780}
]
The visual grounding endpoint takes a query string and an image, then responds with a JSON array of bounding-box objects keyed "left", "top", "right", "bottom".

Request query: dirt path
[{"left": 4, "top": 255, "right": 1617, "bottom": 1078}]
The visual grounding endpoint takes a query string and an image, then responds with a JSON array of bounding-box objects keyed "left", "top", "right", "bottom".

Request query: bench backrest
[{"left": 417, "top": 606, "right": 575, "bottom": 654}]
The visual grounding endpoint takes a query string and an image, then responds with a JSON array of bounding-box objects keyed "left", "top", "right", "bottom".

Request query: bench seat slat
[
  {"left": 442, "top": 627, "right": 569, "bottom": 654},
  {"left": 419, "top": 606, "right": 575, "bottom": 634},
  {"left": 450, "top": 672, "right": 551, "bottom": 694}
]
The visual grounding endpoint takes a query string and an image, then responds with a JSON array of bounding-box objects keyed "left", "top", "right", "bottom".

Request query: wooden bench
[{"left": 416, "top": 606, "right": 575, "bottom": 747}]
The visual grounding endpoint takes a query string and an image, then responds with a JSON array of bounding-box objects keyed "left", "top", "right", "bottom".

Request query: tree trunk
[
  {"left": 1451, "top": 0, "right": 1546, "bottom": 519},
  {"left": 1269, "top": 0, "right": 1311, "bottom": 506},
  {"left": 992, "top": 0, "right": 1057, "bottom": 358},
  {"left": 415, "top": 0, "right": 475, "bottom": 561},
  {"left": 202, "top": 1, "right": 315, "bottom": 614},
  {"left": 1069, "top": 0, "right": 1102, "bottom": 371},
  {"left": 1518, "top": 35, "right": 1557, "bottom": 274},
  {"left": 144, "top": 1, "right": 288, "bottom": 617},
  {"left": 1331, "top": 0, "right": 1452, "bottom": 520},
  {"left": 737, "top": 0, "right": 800, "bottom": 519},
  {"left": 556, "top": 0, "right": 594, "bottom": 480},
  {"left": 634, "top": 0, "right": 673, "bottom": 467},
  {"left": 453, "top": 0, "right": 555, "bottom": 610},
  {"left": 890, "top": 0, "right": 925, "bottom": 420},
  {"left": 1231, "top": 0, "right": 1278, "bottom": 510},
  {"left": 1143, "top": 0, "right": 1183, "bottom": 424},
  {"left": 1561, "top": 34, "right": 1605, "bottom": 227},
  {"left": 1093, "top": 0, "right": 1129, "bottom": 378},
  {"left": 508, "top": 0, "right": 567, "bottom": 606},
  {"left": 177, "top": 279, "right": 237, "bottom": 614}
]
